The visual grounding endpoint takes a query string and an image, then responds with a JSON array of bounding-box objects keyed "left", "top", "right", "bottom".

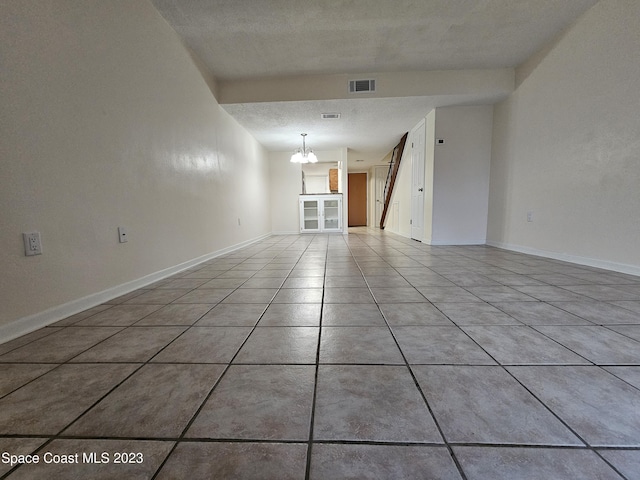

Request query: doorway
[
  {"left": 411, "top": 120, "right": 426, "bottom": 241},
  {"left": 374, "top": 166, "right": 387, "bottom": 227},
  {"left": 348, "top": 173, "right": 367, "bottom": 226}
]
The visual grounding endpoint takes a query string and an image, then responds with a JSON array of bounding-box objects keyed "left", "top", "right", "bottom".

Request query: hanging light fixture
[{"left": 290, "top": 133, "right": 317, "bottom": 164}]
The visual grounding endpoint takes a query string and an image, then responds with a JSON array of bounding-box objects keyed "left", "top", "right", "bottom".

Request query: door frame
[
  {"left": 410, "top": 119, "right": 426, "bottom": 241},
  {"left": 374, "top": 166, "right": 387, "bottom": 228}
]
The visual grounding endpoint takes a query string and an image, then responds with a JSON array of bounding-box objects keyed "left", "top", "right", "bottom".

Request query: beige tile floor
[{"left": 1, "top": 228, "right": 640, "bottom": 479}]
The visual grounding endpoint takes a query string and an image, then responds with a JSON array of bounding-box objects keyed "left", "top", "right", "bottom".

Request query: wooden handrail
[{"left": 380, "top": 132, "right": 408, "bottom": 229}]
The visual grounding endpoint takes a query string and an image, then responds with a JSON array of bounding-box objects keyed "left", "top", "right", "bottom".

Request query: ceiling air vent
[
  {"left": 321, "top": 113, "right": 341, "bottom": 119},
  {"left": 349, "top": 79, "right": 376, "bottom": 94}
]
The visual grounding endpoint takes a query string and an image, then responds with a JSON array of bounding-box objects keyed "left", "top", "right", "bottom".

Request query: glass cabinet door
[
  {"left": 300, "top": 195, "right": 342, "bottom": 233},
  {"left": 303, "top": 200, "right": 319, "bottom": 230},
  {"left": 323, "top": 199, "right": 340, "bottom": 230}
]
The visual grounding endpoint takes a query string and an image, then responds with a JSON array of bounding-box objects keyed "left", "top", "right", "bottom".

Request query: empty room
[{"left": 1, "top": 0, "right": 639, "bottom": 478}]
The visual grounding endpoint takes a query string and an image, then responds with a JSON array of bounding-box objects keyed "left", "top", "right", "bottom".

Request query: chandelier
[{"left": 290, "top": 133, "right": 317, "bottom": 163}]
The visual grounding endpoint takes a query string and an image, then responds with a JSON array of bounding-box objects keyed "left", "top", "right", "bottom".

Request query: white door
[
  {"left": 374, "top": 166, "right": 387, "bottom": 227},
  {"left": 411, "top": 120, "right": 426, "bottom": 241}
]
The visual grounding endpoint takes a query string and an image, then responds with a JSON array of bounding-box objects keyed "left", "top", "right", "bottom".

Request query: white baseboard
[
  {"left": 428, "top": 238, "right": 487, "bottom": 246},
  {"left": 0, "top": 233, "right": 272, "bottom": 345},
  {"left": 382, "top": 227, "right": 486, "bottom": 246},
  {"left": 486, "top": 240, "right": 640, "bottom": 277}
]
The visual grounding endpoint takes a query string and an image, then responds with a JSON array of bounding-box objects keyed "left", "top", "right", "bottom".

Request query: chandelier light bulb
[
  {"left": 290, "top": 151, "right": 303, "bottom": 163},
  {"left": 290, "top": 133, "right": 318, "bottom": 163}
]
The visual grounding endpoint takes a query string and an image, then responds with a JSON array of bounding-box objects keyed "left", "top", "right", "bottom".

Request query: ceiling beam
[{"left": 218, "top": 68, "right": 514, "bottom": 105}]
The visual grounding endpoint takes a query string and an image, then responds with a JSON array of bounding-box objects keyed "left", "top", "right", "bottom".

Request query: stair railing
[{"left": 380, "top": 132, "right": 408, "bottom": 229}]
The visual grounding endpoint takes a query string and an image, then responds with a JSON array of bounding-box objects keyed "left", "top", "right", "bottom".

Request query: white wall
[
  {"left": 368, "top": 158, "right": 392, "bottom": 229},
  {"left": 423, "top": 110, "right": 436, "bottom": 242},
  {"left": 385, "top": 145, "right": 412, "bottom": 238},
  {"left": 431, "top": 106, "right": 493, "bottom": 245},
  {"left": 487, "top": 0, "right": 640, "bottom": 273},
  {"left": 339, "top": 148, "right": 349, "bottom": 233},
  {"left": 303, "top": 162, "right": 339, "bottom": 194},
  {"left": 0, "top": 0, "right": 271, "bottom": 336},
  {"left": 269, "top": 152, "right": 302, "bottom": 233},
  {"left": 269, "top": 149, "right": 346, "bottom": 234},
  {"left": 386, "top": 106, "right": 492, "bottom": 244}
]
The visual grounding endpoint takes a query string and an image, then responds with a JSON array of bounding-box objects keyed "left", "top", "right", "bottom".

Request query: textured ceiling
[
  {"left": 222, "top": 94, "right": 506, "bottom": 162},
  {"left": 152, "top": 0, "right": 596, "bottom": 80},
  {"left": 151, "top": 0, "right": 597, "bottom": 164}
]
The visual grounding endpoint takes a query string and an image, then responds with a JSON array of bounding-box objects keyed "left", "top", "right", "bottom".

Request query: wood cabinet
[
  {"left": 329, "top": 168, "right": 339, "bottom": 192},
  {"left": 299, "top": 194, "right": 342, "bottom": 233}
]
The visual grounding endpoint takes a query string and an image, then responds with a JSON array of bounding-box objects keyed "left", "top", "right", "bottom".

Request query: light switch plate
[{"left": 118, "top": 226, "right": 128, "bottom": 243}]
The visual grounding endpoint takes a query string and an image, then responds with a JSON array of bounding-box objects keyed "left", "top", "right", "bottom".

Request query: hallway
[{"left": 1, "top": 229, "right": 639, "bottom": 479}]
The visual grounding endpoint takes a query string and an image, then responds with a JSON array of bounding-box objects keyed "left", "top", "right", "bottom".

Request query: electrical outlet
[
  {"left": 118, "top": 226, "right": 128, "bottom": 243},
  {"left": 23, "top": 232, "right": 43, "bottom": 256},
  {"left": 527, "top": 211, "right": 534, "bottom": 222}
]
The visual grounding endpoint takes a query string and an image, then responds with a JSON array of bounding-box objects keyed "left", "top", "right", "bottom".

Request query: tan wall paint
[
  {"left": 0, "top": 1, "right": 271, "bottom": 331},
  {"left": 487, "top": 0, "right": 640, "bottom": 273}
]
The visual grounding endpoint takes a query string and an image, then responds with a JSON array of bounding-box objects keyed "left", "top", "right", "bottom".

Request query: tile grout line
[
  {"left": 149, "top": 234, "right": 320, "bottom": 480},
  {"left": 0, "top": 236, "right": 288, "bottom": 480},
  {"left": 33, "top": 251, "right": 273, "bottom": 465},
  {"left": 417, "top": 246, "right": 631, "bottom": 478},
  {"left": 416, "top": 258, "right": 631, "bottom": 473},
  {"left": 497, "top": 364, "right": 631, "bottom": 480},
  {"left": 347, "top": 235, "right": 470, "bottom": 480},
  {"left": 2, "top": 232, "right": 639, "bottom": 478},
  {"left": 4, "top": 432, "right": 640, "bottom": 450},
  {"left": 353, "top": 233, "right": 638, "bottom": 478},
  {"left": 304, "top": 234, "right": 328, "bottom": 480}
]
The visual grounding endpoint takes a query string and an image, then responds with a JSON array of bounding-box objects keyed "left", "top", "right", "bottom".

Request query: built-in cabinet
[{"left": 299, "top": 194, "right": 342, "bottom": 233}]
